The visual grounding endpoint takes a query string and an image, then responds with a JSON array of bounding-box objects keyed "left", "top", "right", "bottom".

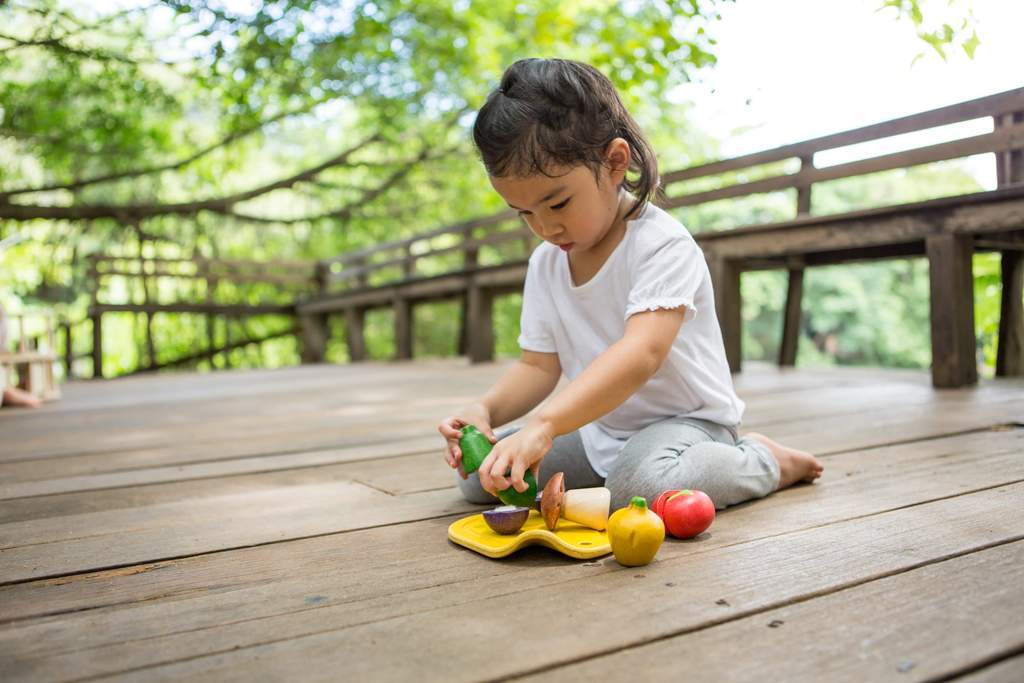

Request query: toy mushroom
[{"left": 539, "top": 472, "right": 611, "bottom": 531}]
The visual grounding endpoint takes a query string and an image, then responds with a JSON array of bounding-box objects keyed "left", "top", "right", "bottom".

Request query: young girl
[{"left": 438, "top": 58, "right": 823, "bottom": 512}]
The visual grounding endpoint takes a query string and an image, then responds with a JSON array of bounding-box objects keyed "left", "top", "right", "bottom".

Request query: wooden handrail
[
  {"left": 661, "top": 86, "right": 1024, "bottom": 185},
  {"left": 662, "top": 120, "right": 1024, "bottom": 209},
  {"left": 309, "top": 87, "right": 1024, "bottom": 295}
]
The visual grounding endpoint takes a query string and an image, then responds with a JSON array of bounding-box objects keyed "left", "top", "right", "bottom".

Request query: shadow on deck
[{"left": 0, "top": 360, "right": 1022, "bottom": 681}]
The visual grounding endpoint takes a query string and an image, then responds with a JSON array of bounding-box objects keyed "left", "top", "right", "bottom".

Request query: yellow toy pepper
[{"left": 608, "top": 496, "right": 665, "bottom": 567}]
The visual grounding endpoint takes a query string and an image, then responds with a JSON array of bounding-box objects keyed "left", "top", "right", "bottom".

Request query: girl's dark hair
[{"left": 472, "top": 58, "right": 660, "bottom": 219}]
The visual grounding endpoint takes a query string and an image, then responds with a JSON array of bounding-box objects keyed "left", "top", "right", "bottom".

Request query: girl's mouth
[{"left": 558, "top": 243, "right": 574, "bottom": 252}]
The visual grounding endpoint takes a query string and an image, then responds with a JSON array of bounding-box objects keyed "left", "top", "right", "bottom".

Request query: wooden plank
[
  {"left": 778, "top": 267, "right": 804, "bottom": 366},
  {"left": 696, "top": 184, "right": 1024, "bottom": 244},
  {"left": 709, "top": 256, "right": 742, "bottom": 372},
  {"left": 298, "top": 313, "right": 329, "bottom": 364},
  {"left": 96, "top": 267, "right": 316, "bottom": 287},
  {"left": 344, "top": 307, "right": 367, "bottom": 361},
  {"left": 327, "top": 228, "right": 531, "bottom": 286},
  {"left": 393, "top": 298, "right": 412, "bottom": 360},
  {"left": 90, "top": 313, "right": 102, "bottom": 379},
  {"left": 1, "top": 424, "right": 1017, "bottom": 626},
  {"left": 465, "top": 285, "right": 494, "bottom": 363},
  {"left": 89, "top": 302, "right": 293, "bottom": 316},
  {"left": 661, "top": 87, "right": 1024, "bottom": 185},
  {"left": 0, "top": 483, "right": 477, "bottom": 585},
  {"left": 2, "top": 411, "right": 1015, "bottom": 589},
  {"left": 298, "top": 261, "right": 528, "bottom": 315},
  {"left": 0, "top": 448, "right": 448, "bottom": 526},
  {"left": 2, "top": 364, "right": 1019, "bottom": 489},
  {"left": 954, "top": 654, "right": 1024, "bottom": 682},
  {"left": 927, "top": 233, "right": 978, "bottom": 387},
  {"left": 524, "top": 541, "right": 1024, "bottom": 682},
  {"left": 996, "top": 250, "right": 1024, "bottom": 377},
  {"left": 12, "top": 478, "right": 1019, "bottom": 681}
]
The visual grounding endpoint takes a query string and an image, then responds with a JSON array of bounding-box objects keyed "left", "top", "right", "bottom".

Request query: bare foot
[
  {"left": 2, "top": 387, "right": 41, "bottom": 409},
  {"left": 744, "top": 432, "right": 823, "bottom": 490}
]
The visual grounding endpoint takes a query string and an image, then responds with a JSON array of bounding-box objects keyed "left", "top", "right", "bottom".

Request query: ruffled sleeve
[{"left": 624, "top": 229, "right": 704, "bottom": 323}]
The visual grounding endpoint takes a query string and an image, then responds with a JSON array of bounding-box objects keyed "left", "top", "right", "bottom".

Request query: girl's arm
[
  {"left": 476, "top": 307, "right": 688, "bottom": 496},
  {"left": 533, "top": 307, "right": 687, "bottom": 437},
  {"left": 480, "top": 350, "right": 562, "bottom": 428}
]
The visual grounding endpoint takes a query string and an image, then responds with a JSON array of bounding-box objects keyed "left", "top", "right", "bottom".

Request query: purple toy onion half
[{"left": 483, "top": 505, "right": 530, "bottom": 535}]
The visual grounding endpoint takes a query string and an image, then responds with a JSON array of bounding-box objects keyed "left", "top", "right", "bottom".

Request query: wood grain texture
[{"left": 0, "top": 363, "right": 1021, "bottom": 682}]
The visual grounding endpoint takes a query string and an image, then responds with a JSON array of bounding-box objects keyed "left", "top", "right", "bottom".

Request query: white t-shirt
[{"left": 517, "top": 200, "right": 745, "bottom": 476}]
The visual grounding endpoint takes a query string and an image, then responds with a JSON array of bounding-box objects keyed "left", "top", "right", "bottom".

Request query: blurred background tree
[{"left": 0, "top": 0, "right": 995, "bottom": 376}]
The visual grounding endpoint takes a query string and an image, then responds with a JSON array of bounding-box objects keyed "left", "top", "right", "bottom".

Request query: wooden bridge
[
  {"left": 77, "top": 87, "right": 1024, "bottom": 388},
  {"left": 1, "top": 360, "right": 1022, "bottom": 680},
  {"left": 5, "top": 88, "right": 1024, "bottom": 683}
]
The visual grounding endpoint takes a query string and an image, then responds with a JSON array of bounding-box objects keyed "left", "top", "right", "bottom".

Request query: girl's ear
[{"left": 603, "top": 137, "right": 631, "bottom": 186}]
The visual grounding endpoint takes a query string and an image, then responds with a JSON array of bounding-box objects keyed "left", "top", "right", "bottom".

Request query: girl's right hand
[{"left": 438, "top": 403, "right": 498, "bottom": 479}]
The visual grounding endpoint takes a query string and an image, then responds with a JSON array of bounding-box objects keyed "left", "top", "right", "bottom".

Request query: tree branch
[
  {"left": 0, "top": 99, "right": 337, "bottom": 199},
  {"left": 0, "top": 133, "right": 382, "bottom": 222},
  {"left": 228, "top": 144, "right": 461, "bottom": 224}
]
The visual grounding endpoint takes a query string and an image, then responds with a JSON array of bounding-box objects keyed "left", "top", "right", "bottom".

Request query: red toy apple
[{"left": 651, "top": 489, "right": 715, "bottom": 539}]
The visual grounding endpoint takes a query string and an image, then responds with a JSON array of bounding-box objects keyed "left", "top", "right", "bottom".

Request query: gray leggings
[{"left": 455, "top": 416, "right": 780, "bottom": 511}]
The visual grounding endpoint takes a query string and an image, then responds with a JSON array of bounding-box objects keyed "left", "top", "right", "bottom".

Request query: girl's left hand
[{"left": 478, "top": 420, "right": 556, "bottom": 497}]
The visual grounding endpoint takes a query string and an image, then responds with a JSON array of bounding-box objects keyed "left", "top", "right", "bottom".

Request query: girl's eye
[{"left": 550, "top": 198, "right": 571, "bottom": 210}]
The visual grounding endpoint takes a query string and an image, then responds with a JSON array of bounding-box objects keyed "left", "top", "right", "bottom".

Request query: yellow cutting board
[{"left": 448, "top": 509, "right": 611, "bottom": 559}]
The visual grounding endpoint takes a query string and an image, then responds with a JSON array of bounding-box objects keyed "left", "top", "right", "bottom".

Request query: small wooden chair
[{"left": 1, "top": 310, "right": 61, "bottom": 402}]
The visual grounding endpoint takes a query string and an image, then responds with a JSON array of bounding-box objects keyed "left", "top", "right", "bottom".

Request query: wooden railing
[
  {"left": 305, "top": 88, "right": 1024, "bottom": 295},
  {"left": 77, "top": 88, "right": 1024, "bottom": 386},
  {"left": 87, "top": 254, "right": 318, "bottom": 377},
  {"left": 295, "top": 86, "right": 1024, "bottom": 387}
]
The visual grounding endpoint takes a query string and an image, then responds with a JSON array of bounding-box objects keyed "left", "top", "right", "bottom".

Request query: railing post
[
  {"left": 91, "top": 312, "right": 103, "bottom": 379},
  {"left": 996, "top": 250, "right": 1024, "bottom": 377},
  {"left": 994, "top": 110, "right": 1024, "bottom": 377},
  {"left": 345, "top": 307, "right": 367, "bottom": 362},
  {"left": 299, "top": 262, "right": 331, "bottom": 364},
  {"left": 62, "top": 320, "right": 73, "bottom": 379},
  {"left": 466, "top": 283, "right": 494, "bottom": 364},
  {"left": 926, "top": 233, "right": 977, "bottom": 388},
  {"left": 393, "top": 297, "right": 413, "bottom": 360},
  {"left": 299, "top": 313, "right": 330, "bottom": 363},
  {"left": 779, "top": 262, "right": 804, "bottom": 367},
  {"left": 708, "top": 255, "right": 742, "bottom": 374},
  {"left": 796, "top": 155, "right": 814, "bottom": 216},
  {"left": 403, "top": 244, "right": 416, "bottom": 279},
  {"left": 458, "top": 224, "right": 479, "bottom": 357}
]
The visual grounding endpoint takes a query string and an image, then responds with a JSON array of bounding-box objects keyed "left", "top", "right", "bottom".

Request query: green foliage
[{"left": 0, "top": 0, "right": 995, "bottom": 379}]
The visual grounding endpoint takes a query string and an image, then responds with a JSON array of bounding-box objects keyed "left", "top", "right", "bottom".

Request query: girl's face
[{"left": 489, "top": 139, "right": 630, "bottom": 257}]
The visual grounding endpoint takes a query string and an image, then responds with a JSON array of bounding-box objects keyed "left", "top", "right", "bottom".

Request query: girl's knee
[
  {"left": 455, "top": 471, "right": 500, "bottom": 505},
  {"left": 605, "top": 442, "right": 736, "bottom": 511}
]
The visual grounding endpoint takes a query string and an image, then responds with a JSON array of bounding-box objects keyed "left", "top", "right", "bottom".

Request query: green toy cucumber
[{"left": 459, "top": 425, "right": 538, "bottom": 508}]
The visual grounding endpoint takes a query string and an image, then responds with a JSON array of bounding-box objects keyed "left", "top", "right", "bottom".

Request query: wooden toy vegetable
[
  {"left": 539, "top": 472, "right": 611, "bottom": 531},
  {"left": 459, "top": 425, "right": 537, "bottom": 508},
  {"left": 482, "top": 506, "right": 530, "bottom": 535},
  {"left": 651, "top": 489, "right": 716, "bottom": 539},
  {"left": 607, "top": 496, "right": 664, "bottom": 567}
]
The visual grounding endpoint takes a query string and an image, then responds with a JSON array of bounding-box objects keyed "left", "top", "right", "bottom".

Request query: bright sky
[{"left": 670, "top": 0, "right": 1024, "bottom": 187}]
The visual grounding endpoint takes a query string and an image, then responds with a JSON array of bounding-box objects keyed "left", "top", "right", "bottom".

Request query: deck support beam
[
  {"left": 299, "top": 313, "right": 329, "bottom": 364},
  {"left": 91, "top": 313, "right": 103, "bottom": 379},
  {"left": 466, "top": 285, "right": 494, "bottom": 364},
  {"left": 709, "top": 256, "right": 742, "bottom": 373},
  {"left": 394, "top": 298, "right": 413, "bottom": 360},
  {"left": 345, "top": 308, "right": 367, "bottom": 362},
  {"left": 926, "top": 233, "right": 977, "bottom": 388},
  {"left": 996, "top": 250, "right": 1024, "bottom": 377},
  {"left": 779, "top": 267, "right": 804, "bottom": 367}
]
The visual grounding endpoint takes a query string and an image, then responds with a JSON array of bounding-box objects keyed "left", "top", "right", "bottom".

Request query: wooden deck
[{"left": 1, "top": 360, "right": 1022, "bottom": 681}]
